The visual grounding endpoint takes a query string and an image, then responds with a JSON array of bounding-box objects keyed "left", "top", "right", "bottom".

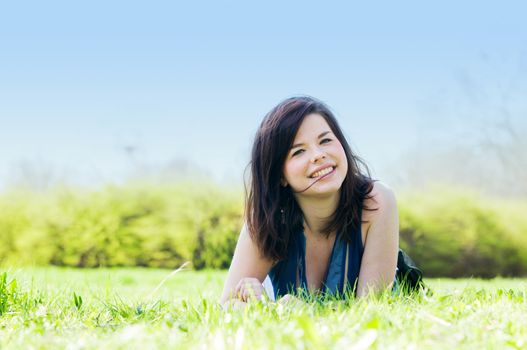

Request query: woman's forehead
[{"left": 293, "top": 113, "right": 332, "bottom": 140}]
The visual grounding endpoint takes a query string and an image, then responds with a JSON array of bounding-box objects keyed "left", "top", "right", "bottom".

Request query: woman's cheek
[
  {"left": 293, "top": 160, "right": 308, "bottom": 179},
  {"left": 284, "top": 162, "right": 304, "bottom": 189}
]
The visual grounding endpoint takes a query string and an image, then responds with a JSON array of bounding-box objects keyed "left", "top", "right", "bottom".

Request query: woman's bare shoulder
[{"left": 362, "top": 181, "right": 397, "bottom": 224}]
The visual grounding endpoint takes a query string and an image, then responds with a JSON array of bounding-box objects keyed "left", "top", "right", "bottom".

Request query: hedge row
[
  {"left": 0, "top": 183, "right": 243, "bottom": 269},
  {"left": 398, "top": 187, "right": 527, "bottom": 277},
  {"left": 0, "top": 184, "right": 526, "bottom": 277}
]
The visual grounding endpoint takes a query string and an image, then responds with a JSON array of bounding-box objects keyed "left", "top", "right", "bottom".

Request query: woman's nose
[{"left": 310, "top": 148, "right": 326, "bottom": 163}]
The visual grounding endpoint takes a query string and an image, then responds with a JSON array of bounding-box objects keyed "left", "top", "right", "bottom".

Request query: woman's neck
[{"left": 295, "top": 191, "right": 340, "bottom": 237}]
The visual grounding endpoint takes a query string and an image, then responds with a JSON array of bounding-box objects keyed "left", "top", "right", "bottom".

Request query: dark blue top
[{"left": 268, "top": 218, "right": 364, "bottom": 298}]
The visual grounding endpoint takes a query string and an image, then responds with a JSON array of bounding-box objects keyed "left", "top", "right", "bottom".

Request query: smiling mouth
[{"left": 309, "top": 166, "right": 335, "bottom": 178}]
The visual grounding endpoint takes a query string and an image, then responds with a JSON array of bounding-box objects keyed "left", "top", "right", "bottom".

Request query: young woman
[{"left": 220, "top": 96, "right": 399, "bottom": 305}]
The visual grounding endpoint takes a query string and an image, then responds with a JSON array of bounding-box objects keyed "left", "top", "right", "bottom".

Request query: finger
[
  {"left": 242, "top": 282, "right": 258, "bottom": 301},
  {"left": 242, "top": 286, "right": 253, "bottom": 302},
  {"left": 248, "top": 283, "right": 264, "bottom": 301},
  {"left": 234, "top": 281, "right": 241, "bottom": 298},
  {"left": 234, "top": 279, "right": 246, "bottom": 300},
  {"left": 235, "top": 278, "right": 262, "bottom": 301}
]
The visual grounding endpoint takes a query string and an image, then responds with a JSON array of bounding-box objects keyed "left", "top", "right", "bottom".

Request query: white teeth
[{"left": 311, "top": 167, "right": 333, "bottom": 178}]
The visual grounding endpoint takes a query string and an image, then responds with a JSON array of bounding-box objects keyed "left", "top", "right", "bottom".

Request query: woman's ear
[{"left": 280, "top": 178, "right": 288, "bottom": 187}]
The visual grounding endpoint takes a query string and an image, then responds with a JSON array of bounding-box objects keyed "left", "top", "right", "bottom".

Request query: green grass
[{"left": 1, "top": 267, "right": 526, "bottom": 349}]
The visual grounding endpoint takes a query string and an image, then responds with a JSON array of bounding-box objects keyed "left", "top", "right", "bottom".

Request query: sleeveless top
[{"left": 268, "top": 212, "right": 364, "bottom": 299}]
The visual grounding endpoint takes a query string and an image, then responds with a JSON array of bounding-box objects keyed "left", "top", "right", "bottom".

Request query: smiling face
[{"left": 282, "top": 113, "right": 348, "bottom": 197}]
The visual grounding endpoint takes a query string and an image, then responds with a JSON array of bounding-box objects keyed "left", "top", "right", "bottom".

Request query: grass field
[{"left": 1, "top": 267, "right": 526, "bottom": 349}]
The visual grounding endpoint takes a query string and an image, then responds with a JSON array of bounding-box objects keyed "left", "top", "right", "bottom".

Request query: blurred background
[{"left": 1, "top": 1, "right": 526, "bottom": 277}]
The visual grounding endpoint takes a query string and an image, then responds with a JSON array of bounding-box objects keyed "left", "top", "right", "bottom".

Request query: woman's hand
[
  {"left": 219, "top": 225, "right": 273, "bottom": 305},
  {"left": 234, "top": 277, "right": 267, "bottom": 302}
]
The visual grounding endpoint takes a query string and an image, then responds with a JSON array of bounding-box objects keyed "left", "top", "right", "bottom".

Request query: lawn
[{"left": 1, "top": 267, "right": 526, "bottom": 349}]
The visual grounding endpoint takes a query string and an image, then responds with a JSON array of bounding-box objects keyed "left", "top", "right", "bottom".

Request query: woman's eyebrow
[
  {"left": 318, "top": 131, "right": 332, "bottom": 139},
  {"left": 291, "top": 131, "right": 333, "bottom": 149}
]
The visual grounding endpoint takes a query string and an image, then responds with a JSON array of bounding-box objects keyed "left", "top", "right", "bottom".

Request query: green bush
[
  {"left": 0, "top": 183, "right": 243, "bottom": 270},
  {"left": 0, "top": 183, "right": 526, "bottom": 277},
  {"left": 398, "top": 186, "right": 527, "bottom": 277}
]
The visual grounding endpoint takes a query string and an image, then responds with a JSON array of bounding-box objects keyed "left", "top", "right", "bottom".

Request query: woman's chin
[
  {"left": 299, "top": 181, "right": 342, "bottom": 197},
  {"left": 309, "top": 186, "right": 341, "bottom": 197}
]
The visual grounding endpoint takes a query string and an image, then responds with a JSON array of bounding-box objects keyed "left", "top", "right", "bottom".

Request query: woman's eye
[
  {"left": 292, "top": 149, "right": 304, "bottom": 157},
  {"left": 321, "top": 138, "right": 332, "bottom": 144}
]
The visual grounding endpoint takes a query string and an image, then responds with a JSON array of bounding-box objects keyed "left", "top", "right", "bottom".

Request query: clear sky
[{"left": 1, "top": 1, "right": 526, "bottom": 190}]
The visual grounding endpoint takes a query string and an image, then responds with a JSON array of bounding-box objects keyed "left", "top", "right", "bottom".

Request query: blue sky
[{"left": 1, "top": 1, "right": 526, "bottom": 190}]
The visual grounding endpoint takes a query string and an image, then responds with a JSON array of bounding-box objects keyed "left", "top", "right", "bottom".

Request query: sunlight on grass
[{"left": 0, "top": 268, "right": 526, "bottom": 349}]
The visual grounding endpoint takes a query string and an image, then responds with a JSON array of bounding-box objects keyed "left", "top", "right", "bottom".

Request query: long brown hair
[{"left": 246, "top": 96, "right": 374, "bottom": 262}]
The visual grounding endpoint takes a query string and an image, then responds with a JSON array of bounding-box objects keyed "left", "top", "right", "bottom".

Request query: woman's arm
[
  {"left": 357, "top": 182, "right": 399, "bottom": 297},
  {"left": 220, "top": 224, "right": 274, "bottom": 305}
]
